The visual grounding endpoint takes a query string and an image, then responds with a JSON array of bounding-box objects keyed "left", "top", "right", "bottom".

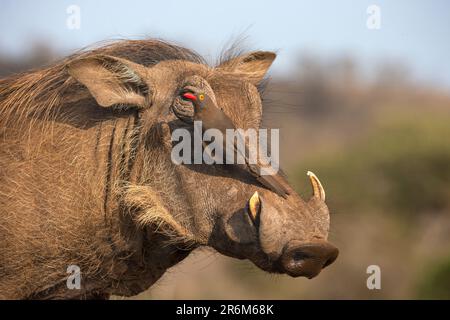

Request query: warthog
[{"left": 0, "top": 40, "right": 338, "bottom": 299}]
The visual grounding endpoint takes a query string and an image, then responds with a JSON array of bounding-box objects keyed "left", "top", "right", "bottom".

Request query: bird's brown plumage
[{"left": 183, "top": 91, "right": 290, "bottom": 198}]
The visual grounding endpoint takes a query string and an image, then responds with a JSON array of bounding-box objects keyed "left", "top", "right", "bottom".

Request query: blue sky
[{"left": 1, "top": 0, "right": 449, "bottom": 88}]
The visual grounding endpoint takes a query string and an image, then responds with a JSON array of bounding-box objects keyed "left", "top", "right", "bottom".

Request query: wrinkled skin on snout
[
  {"left": 210, "top": 183, "right": 338, "bottom": 279},
  {"left": 0, "top": 40, "right": 337, "bottom": 299}
]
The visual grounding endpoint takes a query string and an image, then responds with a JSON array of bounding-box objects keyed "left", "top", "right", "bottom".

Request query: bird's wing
[
  {"left": 234, "top": 131, "right": 290, "bottom": 198},
  {"left": 202, "top": 100, "right": 290, "bottom": 198}
]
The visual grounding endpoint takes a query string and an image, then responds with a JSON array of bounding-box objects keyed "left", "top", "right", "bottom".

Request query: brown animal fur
[{"left": 0, "top": 39, "right": 333, "bottom": 299}]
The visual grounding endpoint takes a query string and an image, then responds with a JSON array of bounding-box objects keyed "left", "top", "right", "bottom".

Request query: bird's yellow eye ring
[{"left": 199, "top": 94, "right": 205, "bottom": 101}]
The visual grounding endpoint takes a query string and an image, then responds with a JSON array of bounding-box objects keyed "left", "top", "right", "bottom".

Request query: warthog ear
[
  {"left": 67, "top": 55, "right": 150, "bottom": 108},
  {"left": 217, "top": 51, "right": 276, "bottom": 84}
]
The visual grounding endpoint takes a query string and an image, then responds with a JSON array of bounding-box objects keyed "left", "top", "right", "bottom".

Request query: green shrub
[{"left": 293, "top": 117, "right": 450, "bottom": 219}]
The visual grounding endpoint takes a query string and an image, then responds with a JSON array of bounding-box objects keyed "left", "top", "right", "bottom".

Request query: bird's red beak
[{"left": 182, "top": 92, "right": 197, "bottom": 101}]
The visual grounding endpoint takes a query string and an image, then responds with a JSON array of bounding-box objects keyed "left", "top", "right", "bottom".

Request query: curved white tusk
[
  {"left": 307, "top": 171, "right": 326, "bottom": 201},
  {"left": 248, "top": 191, "right": 261, "bottom": 222}
]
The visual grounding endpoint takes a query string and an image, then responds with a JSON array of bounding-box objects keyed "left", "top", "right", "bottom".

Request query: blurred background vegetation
[{"left": 1, "top": 43, "right": 449, "bottom": 299}]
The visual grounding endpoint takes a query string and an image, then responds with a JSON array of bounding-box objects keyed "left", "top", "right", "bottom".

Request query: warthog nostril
[
  {"left": 292, "top": 251, "right": 312, "bottom": 262},
  {"left": 280, "top": 241, "right": 339, "bottom": 278}
]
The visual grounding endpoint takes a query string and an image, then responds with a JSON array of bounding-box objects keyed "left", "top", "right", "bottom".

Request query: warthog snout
[
  {"left": 209, "top": 171, "right": 339, "bottom": 279},
  {"left": 279, "top": 241, "right": 339, "bottom": 278},
  {"left": 228, "top": 171, "right": 339, "bottom": 278}
]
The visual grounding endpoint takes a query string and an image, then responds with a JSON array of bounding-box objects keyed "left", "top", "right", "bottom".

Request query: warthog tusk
[
  {"left": 307, "top": 171, "right": 326, "bottom": 201},
  {"left": 248, "top": 191, "right": 261, "bottom": 222}
]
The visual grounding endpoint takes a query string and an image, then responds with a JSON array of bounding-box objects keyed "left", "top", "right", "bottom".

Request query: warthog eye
[{"left": 172, "top": 95, "right": 195, "bottom": 123}]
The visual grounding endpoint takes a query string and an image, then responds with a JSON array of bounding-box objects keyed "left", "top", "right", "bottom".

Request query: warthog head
[
  {"left": 66, "top": 41, "right": 338, "bottom": 280},
  {"left": 0, "top": 40, "right": 338, "bottom": 299}
]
